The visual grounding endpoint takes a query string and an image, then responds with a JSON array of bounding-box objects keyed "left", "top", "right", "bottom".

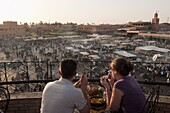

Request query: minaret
[
  {"left": 151, "top": 12, "right": 159, "bottom": 30},
  {"left": 152, "top": 12, "right": 159, "bottom": 24}
]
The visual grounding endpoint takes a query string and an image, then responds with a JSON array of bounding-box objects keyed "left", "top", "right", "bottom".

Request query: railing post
[
  {"left": 26, "top": 61, "right": 29, "bottom": 81},
  {"left": 49, "top": 62, "right": 52, "bottom": 80},
  {"left": 46, "top": 60, "right": 49, "bottom": 80},
  {"left": 25, "top": 61, "right": 30, "bottom": 91},
  {"left": 4, "top": 63, "right": 8, "bottom": 90},
  {"left": 4, "top": 63, "right": 8, "bottom": 83}
]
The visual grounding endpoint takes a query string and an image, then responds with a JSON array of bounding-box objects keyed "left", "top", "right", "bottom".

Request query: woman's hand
[
  {"left": 100, "top": 76, "right": 110, "bottom": 90},
  {"left": 108, "top": 74, "right": 115, "bottom": 88}
]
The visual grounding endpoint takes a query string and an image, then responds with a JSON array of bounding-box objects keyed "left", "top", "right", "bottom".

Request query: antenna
[{"left": 167, "top": 17, "right": 169, "bottom": 23}]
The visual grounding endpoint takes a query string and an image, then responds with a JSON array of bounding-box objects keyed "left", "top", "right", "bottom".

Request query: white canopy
[
  {"left": 90, "top": 50, "right": 99, "bottom": 54},
  {"left": 79, "top": 52, "right": 89, "bottom": 56},
  {"left": 147, "top": 41, "right": 157, "bottom": 44},
  {"left": 135, "top": 46, "right": 170, "bottom": 53},
  {"left": 114, "top": 50, "right": 137, "bottom": 58},
  {"left": 72, "top": 49, "right": 80, "bottom": 52},
  {"left": 101, "top": 44, "right": 117, "bottom": 47},
  {"left": 65, "top": 47, "right": 74, "bottom": 50},
  {"left": 134, "top": 39, "right": 144, "bottom": 42},
  {"left": 89, "top": 55, "right": 101, "bottom": 59},
  {"left": 65, "top": 47, "right": 80, "bottom": 52}
]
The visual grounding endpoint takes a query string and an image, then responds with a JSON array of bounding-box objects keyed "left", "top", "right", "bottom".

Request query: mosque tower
[
  {"left": 152, "top": 12, "right": 159, "bottom": 24},
  {"left": 151, "top": 12, "right": 160, "bottom": 30}
]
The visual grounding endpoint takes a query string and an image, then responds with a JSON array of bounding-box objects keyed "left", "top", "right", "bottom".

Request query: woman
[{"left": 100, "top": 57, "right": 146, "bottom": 113}]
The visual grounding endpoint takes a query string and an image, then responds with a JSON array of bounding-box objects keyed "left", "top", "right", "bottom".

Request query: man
[{"left": 41, "top": 59, "right": 90, "bottom": 113}]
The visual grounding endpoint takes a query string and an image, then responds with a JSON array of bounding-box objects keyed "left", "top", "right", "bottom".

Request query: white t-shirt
[{"left": 41, "top": 78, "right": 87, "bottom": 113}]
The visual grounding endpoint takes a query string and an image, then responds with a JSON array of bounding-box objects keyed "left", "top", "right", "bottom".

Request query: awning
[
  {"left": 79, "top": 52, "right": 89, "bottom": 56},
  {"left": 89, "top": 55, "right": 101, "bottom": 59},
  {"left": 135, "top": 46, "right": 170, "bottom": 53},
  {"left": 114, "top": 50, "right": 136, "bottom": 58}
]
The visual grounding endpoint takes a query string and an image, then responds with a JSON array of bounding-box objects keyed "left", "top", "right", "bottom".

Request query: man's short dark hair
[{"left": 59, "top": 59, "right": 77, "bottom": 79}]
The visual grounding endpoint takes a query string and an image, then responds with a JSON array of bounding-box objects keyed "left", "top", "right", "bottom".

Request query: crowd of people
[
  {"left": 0, "top": 34, "right": 169, "bottom": 113},
  {"left": 0, "top": 35, "right": 169, "bottom": 94}
]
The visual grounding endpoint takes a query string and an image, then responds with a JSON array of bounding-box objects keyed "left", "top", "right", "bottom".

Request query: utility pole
[{"left": 167, "top": 17, "right": 169, "bottom": 23}]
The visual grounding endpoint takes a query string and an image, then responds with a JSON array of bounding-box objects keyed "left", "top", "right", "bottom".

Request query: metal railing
[{"left": 0, "top": 60, "right": 169, "bottom": 95}]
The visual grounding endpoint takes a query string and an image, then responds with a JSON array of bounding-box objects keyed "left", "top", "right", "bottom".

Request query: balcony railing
[{"left": 0, "top": 60, "right": 169, "bottom": 95}]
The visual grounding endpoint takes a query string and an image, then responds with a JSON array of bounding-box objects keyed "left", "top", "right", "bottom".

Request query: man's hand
[
  {"left": 74, "top": 80, "right": 81, "bottom": 88},
  {"left": 80, "top": 75, "right": 88, "bottom": 92}
]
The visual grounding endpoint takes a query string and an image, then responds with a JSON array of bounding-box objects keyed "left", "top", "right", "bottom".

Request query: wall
[
  {"left": 7, "top": 98, "right": 41, "bottom": 113},
  {"left": 0, "top": 92, "right": 170, "bottom": 113}
]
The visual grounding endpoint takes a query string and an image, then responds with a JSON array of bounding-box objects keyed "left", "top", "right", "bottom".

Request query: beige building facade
[
  {"left": 0, "top": 21, "right": 26, "bottom": 38},
  {"left": 77, "top": 24, "right": 122, "bottom": 32},
  {"left": 125, "top": 12, "right": 160, "bottom": 31}
]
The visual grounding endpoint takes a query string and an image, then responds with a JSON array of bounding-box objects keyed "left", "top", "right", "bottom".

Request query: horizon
[{"left": 0, "top": 0, "right": 170, "bottom": 25}]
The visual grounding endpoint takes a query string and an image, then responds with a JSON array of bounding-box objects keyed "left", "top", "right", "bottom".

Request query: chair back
[
  {"left": 141, "top": 85, "right": 160, "bottom": 113},
  {"left": 0, "top": 87, "right": 10, "bottom": 113}
]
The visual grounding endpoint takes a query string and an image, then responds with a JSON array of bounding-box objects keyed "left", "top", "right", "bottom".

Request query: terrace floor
[{"left": 4, "top": 92, "right": 170, "bottom": 113}]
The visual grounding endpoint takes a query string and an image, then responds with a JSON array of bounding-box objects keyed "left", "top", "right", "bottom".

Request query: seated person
[
  {"left": 41, "top": 59, "right": 90, "bottom": 113},
  {"left": 100, "top": 57, "right": 146, "bottom": 113}
]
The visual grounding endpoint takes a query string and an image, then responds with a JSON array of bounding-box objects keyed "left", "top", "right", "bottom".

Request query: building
[
  {"left": 159, "top": 23, "right": 170, "bottom": 31},
  {"left": 125, "top": 21, "right": 151, "bottom": 30},
  {"left": 125, "top": 12, "right": 160, "bottom": 31},
  {"left": 151, "top": 12, "right": 160, "bottom": 30},
  {"left": 0, "top": 21, "right": 26, "bottom": 38},
  {"left": 30, "top": 22, "right": 77, "bottom": 35},
  {"left": 77, "top": 24, "right": 122, "bottom": 33}
]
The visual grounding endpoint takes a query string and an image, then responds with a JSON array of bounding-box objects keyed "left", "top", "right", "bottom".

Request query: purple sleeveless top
[{"left": 114, "top": 76, "right": 146, "bottom": 113}]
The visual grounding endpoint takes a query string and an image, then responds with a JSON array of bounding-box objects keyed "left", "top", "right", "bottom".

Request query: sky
[{"left": 0, "top": 0, "right": 170, "bottom": 25}]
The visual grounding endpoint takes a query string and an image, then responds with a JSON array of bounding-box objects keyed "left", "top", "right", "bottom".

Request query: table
[
  {"left": 74, "top": 107, "right": 111, "bottom": 113},
  {"left": 90, "top": 107, "right": 111, "bottom": 113}
]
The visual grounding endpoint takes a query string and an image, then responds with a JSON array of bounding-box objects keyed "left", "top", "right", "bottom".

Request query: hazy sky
[{"left": 0, "top": 0, "right": 170, "bottom": 25}]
